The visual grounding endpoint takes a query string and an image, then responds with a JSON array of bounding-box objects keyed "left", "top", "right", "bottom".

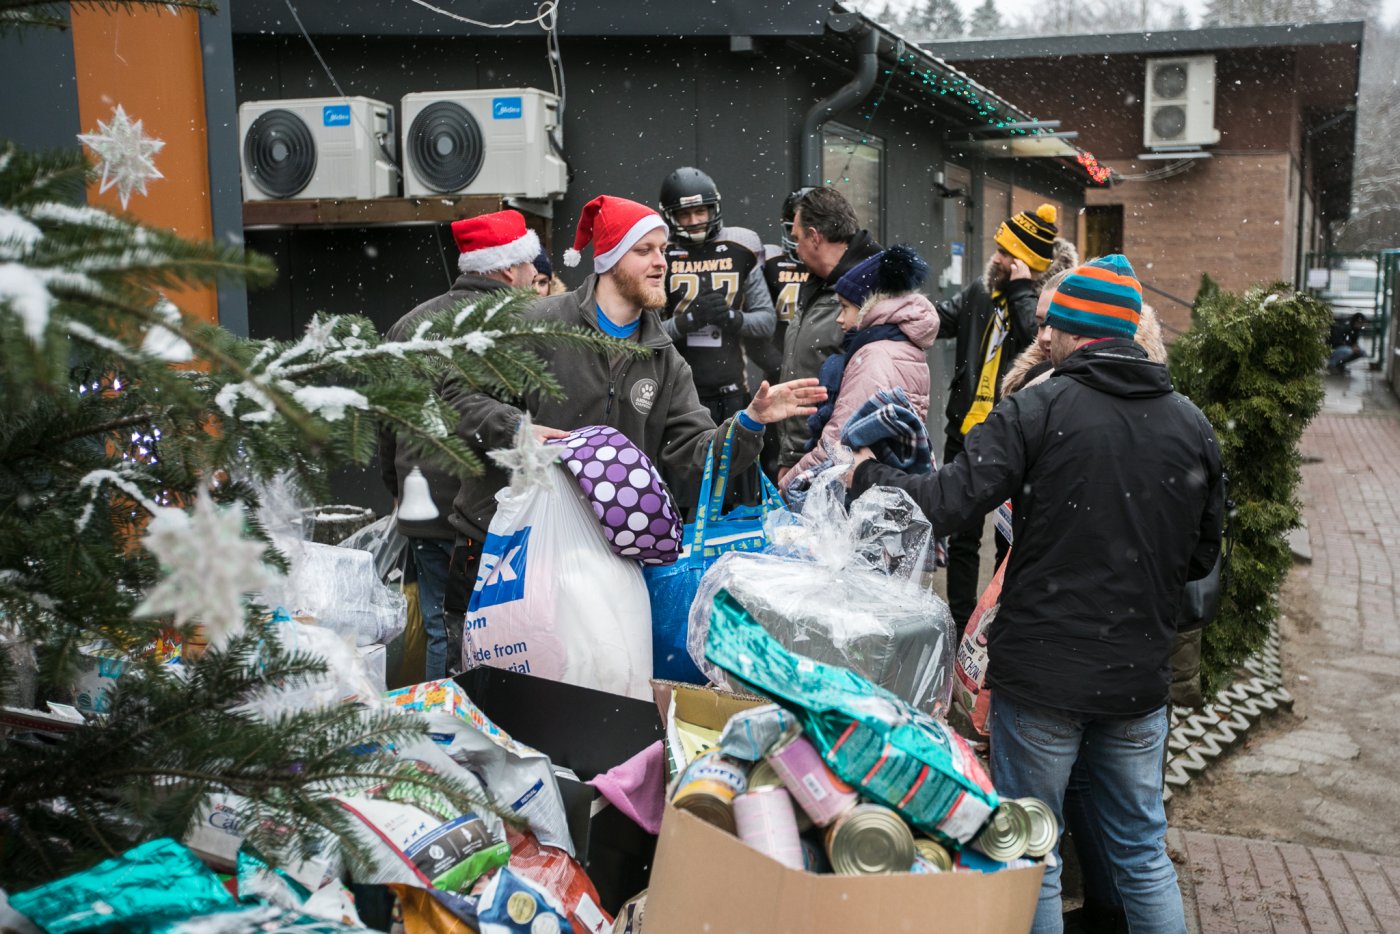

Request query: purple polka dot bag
[{"left": 547, "top": 425, "right": 683, "bottom": 566}]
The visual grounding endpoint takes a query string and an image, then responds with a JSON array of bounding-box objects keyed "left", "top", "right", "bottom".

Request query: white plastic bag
[{"left": 464, "top": 460, "right": 652, "bottom": 700}]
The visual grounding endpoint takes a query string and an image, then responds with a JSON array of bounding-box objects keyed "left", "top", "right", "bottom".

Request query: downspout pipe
[{"left": 800, "top": 24, "right": 880, "bottom": 187}]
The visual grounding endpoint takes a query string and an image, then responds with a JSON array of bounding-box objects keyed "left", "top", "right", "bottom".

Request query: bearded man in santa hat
[{"left": 438, "top": 196, "right": 825, "bottom": 669}]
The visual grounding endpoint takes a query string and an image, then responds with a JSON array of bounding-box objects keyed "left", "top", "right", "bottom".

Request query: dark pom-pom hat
[{"left": 833, "top": 244, "right": 929, "bottom": 307}]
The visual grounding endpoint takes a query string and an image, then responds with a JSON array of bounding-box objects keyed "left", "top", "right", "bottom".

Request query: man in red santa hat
[
  {"left": 379, "top": 208, "right": 542, "bottom": 680},
  {"left": 439, "top": 195, "right": 825, "bottom": 671}
]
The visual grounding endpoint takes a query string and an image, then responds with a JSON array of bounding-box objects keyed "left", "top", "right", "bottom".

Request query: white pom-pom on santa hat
[{"left": 568, "top": 195, "right": 668, "bottom": 274}]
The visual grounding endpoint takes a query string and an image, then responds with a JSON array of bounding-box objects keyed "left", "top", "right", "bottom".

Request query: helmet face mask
[
  {"left": 660, "top": 167, "right": 722, "bottom": 244},
  {"left": 780, "top": 186, "right": 815, "bottom": 257}
]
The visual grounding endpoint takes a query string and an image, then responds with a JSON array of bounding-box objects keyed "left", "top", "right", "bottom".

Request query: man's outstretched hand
[{"left": 743, "top": 378, "right": 827, "bottom": 425}]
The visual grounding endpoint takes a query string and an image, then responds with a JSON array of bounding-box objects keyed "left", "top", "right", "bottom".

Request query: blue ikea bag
[{"left": 644, "top": 423, "right": 784, "bottom": 683}]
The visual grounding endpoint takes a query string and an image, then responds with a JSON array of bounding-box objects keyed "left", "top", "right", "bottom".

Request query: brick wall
[{"left": 1085, "top": 153, "right": 1293, "bottom": 336}]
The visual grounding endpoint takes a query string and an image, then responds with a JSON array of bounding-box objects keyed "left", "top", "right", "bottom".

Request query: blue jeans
[
  {"left": 990, "top": 694, "right": 1186, "bottom": 934},
  {"left": 410, "top": 538, "right": 455, "bottom": 681},
  {"left": 1328, "top": 345, "right": 1363, "bottom": 370}
]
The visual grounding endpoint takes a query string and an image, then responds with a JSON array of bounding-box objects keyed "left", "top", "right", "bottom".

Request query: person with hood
[
  {"left": 781, "top": 245, "right": 938, "bottom": 487},
  {"left": 935, "top": 207, "right": 1078, "bottom": 636},
  {"left": 992, "top": 287, "right": 1173, "bottom": 934},
  {"left": 847, "top": 255, "right": 1224, "bottom": 934},
  {"left": 378, "top": 209, "right": 542, "bottom": 681}
]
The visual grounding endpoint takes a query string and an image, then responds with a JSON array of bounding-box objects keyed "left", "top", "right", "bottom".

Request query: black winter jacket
[
  {"left": 378, "top": 272, "right": 510, "bottom": 540},
  {"left": 934, "top": 277, "right": 1039, "bottom": 442},
  {"left": 852, "top": 339, "right": 1225, "bottom": 717},
  {"left": 443, "top": 274, "right": 763, "bottom": 542}
]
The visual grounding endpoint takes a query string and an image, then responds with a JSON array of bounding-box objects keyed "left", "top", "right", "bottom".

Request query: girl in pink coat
[{"left": 783, "top": 245, "right": 939, "bottom": 488}]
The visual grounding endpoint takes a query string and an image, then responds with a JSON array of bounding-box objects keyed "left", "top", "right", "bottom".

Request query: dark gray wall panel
[{"left": 0, "top": 16, "right": 81, "bottom": 152}]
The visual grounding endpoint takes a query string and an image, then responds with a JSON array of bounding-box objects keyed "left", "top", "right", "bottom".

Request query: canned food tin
[
  {"left": 1015, "top": 797, "right": 1059, "bottom": 859},
  {"left": 972, "top": 800, "right": 1031, "bottom": 861},
  {"left": 824, "top": 804, "right": 915, "bottom": 875},
  {"left": 766, "top": 728, "right": 859, "bottom": 827},
  {"left": 749, "top": 761, "right": 813, "bottom": 832},
  {"left": 913, "top": 837, "right": 954, "bottom": 873},
  {"left": 733, "top": 787, "right": 805, "bottom": 871},
  {"left": 747, "top": 761, "right": 782, "bottom": 790},
  {"left": 672, "top": 750, "right": 749, "bottom": 834}
]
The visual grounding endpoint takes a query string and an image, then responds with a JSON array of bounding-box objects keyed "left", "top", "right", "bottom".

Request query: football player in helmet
[
  {"left": 657, "top": 167, "right": 775, "bottom": 425},
  {"left": 748, "top": 188, "right": 814, "bottom": 478}
]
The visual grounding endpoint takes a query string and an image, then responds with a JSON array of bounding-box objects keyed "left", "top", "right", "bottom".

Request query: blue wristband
[{"left": 736, "top": 409, "right": 762, "bottom": 432}]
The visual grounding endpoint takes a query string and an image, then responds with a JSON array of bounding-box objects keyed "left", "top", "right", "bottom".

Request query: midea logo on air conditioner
[{"left": 492, "top": 97, "right": 523, "bottom": 120}]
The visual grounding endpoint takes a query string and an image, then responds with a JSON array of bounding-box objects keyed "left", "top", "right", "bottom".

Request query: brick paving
[
  {"left": 1172, "top": 829, "right": 1400, "bottom": 934},
  {"left": 1168, "top": 369, "right": 1400, "bottom": 933}
]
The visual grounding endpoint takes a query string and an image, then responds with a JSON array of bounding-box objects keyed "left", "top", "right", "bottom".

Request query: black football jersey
[{"left": 664, "top": 227, "right": 764, "bottom": 395}]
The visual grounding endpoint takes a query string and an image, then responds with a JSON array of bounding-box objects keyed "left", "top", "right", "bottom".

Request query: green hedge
[{"left": 1168, "top": 277, "right": 1330, "bottom": 694}]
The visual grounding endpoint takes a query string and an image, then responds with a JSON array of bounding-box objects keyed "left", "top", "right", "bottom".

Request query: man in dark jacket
[
  {"left": 442, "top": 195, "right": 824, "bottom": 673},
  {"left": 774, "top": 187, "right": 882, "bottom": 482},
  {"left": 850, "top": 255, "right": 1224, "bottom": 934},
  {"left": 935, "top": 205, "right": 1072, "bottom": 635},
  {"left": 378, "top": 209, "right": 541, "bottom": 680}
]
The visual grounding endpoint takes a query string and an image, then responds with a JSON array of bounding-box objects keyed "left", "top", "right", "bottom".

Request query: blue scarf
[{"left": 804, "top": 323, "right": 908, "bottom": 451}]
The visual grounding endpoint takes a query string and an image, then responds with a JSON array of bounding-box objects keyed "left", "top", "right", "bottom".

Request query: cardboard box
[
  {"left": 644, "top": 680, "right": 1043, "bottom": 932},
  {"left": 650, "top": 680, "right": 767, "bottom": 776},
  {"left": 644, "top": 802, "right": 1043, "bottom": 933}
]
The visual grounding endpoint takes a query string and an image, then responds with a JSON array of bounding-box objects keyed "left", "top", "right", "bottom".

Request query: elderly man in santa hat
[
  {"left": 379, "top": 208, "right": 543, "bottom": 681},
  {"left": 439, "top": 195, "right": 825, "bottom": 671}
]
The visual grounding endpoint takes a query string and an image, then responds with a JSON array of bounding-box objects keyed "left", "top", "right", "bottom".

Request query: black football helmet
[
  {"left": 780, "top": 186, "right": 816, "bottom": 256},
  {"left": 659, "top": 167, "right": 723, "bottom": 243}
]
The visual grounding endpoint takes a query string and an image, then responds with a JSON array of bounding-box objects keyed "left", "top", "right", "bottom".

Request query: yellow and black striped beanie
[{"left": 994, "top": 204, "right": 1058, "bottom": 273}]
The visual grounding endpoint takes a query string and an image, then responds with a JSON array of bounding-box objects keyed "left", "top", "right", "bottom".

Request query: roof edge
[{"left": 920, "top": 20, "right": 1366, "bottom": 62}]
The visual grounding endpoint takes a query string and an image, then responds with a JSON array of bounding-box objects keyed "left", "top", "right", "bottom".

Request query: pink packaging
[{"left": 765, "top": 729, "right": 859, "bottom": 827}]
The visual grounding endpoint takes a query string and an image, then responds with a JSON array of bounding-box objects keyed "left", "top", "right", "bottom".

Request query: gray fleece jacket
[{"left": 442, "top": 274, "right": 764, "bottom": 542}]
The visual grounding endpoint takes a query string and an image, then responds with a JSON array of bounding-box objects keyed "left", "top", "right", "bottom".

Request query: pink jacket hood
[{"left": 857, "top": 292, "right": 940, "bottom": 348}]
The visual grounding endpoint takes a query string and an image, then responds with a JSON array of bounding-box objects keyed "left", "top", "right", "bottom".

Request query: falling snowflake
[
  {"left": 135, "top": 488, "right": 276, "bottom": 648},
  {"left": 77, "top": 105, "right": 166, "bottom": 209}
]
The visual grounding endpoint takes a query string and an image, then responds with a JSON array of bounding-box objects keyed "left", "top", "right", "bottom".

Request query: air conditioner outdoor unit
[
  {"left": 400, "top": 88, "right": 566, "bottom": 199},
  {"left": 239, "top": 96, "right": 397, "bottom": 201},
  {"left": 1143, "top": 56, "right": 1221, "bottom": 150}
]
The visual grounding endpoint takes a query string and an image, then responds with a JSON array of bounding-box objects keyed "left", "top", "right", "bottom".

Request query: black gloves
[
  {"left": 674, "top": 310, "right": 701, "bottom": 334},
  {"left": 689, "top": 290, "right": 731, "bottom": 326}
]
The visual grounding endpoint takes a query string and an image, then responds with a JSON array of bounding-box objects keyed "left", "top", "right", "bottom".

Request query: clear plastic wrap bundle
[
  {"left": 257, "top": 540, "right": 405, "bottom": 646},
  {"left": 687, "top": 478, "right": 955, "bottom": 715},
  {"left": 252, "top": 471, "right": 407, "bottom": 646}
]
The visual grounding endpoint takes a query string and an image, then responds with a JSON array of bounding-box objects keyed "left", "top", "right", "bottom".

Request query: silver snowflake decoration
[
  {"left": 77, "top": 104, "right": 165, "bottom": 209},
  {"left": 489, "top": 414, "right": 560, "bottom": 493},
  {"left": 136, "top": 489, "right": 275, "bottom": 648}
]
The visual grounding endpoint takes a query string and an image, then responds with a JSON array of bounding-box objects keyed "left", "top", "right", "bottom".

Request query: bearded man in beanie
[
  {"left": 936, "top": 204, "right": 1077, "bottom": 635},
  {"left": 848, "top": 255, "right": 1224, "bottom": 934},
  {"left": 378, "top": 209, "right": 542, "bottom": 681},
  {"left": 440, "top": 195, "right": 825, "bottom": 673}
]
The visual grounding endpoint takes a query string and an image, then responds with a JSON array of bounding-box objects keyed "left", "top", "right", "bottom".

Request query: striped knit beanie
[
  {"left": 1045, "top": 254, "right": 1142, "bottom": 339},
  {"left": 994, "top": 203, "right": 1058, "bottom": 273}
]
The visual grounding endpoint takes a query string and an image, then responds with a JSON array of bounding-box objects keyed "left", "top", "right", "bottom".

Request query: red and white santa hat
[
  {"left": 451, "top": 209, "right": 542, "bottom": 276},
  {"left": 563, "top": 195, "right": 668, "bottom": 274}
]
